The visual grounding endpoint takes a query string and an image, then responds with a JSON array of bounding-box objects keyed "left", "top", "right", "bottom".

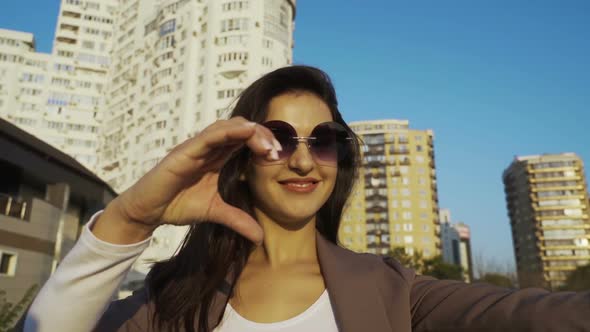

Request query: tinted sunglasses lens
[
  {"left": 310, "top": 123, "right": 350, "bottom": 164},
  {"left": 264, "top": 121, "right": 296, "bottom": 161}
]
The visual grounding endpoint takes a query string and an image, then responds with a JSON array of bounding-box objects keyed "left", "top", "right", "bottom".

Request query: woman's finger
[{"left": 207, "top": 195, "right": 264, "bottom": 244}]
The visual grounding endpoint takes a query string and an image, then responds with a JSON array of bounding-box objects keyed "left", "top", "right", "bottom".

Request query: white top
[
  {"left": 24, "top": 211, "right": 339, "bottom": 332},
  {"left": 214, "top": 290, "right": 338, "bottom": 332}
]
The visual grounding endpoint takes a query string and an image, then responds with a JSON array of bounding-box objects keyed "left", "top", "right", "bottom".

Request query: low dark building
[{"left": 0, "top": 118, "right": 116, "bottom": 304}]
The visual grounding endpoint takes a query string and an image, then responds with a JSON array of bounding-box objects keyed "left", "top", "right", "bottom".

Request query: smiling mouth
[{"left": 278, "top": 180, "right": 320, "bottom": 193}]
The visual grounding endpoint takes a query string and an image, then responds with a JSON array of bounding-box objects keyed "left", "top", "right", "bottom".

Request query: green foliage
[
  {"left": 0, "top": 284, "right": 38, "bottom": 332},
  {"left": 422, "top": 255, "right": 464, "bottom": 281},
  {"left": 387, "top": 247, "right": 463, "bottom": 281},
  {"left": 387, "top": 247, "right": 424, "bottom": 271},
  {"left": 561, "top": 264, "right": 590, "bottom": 291},
  {"left": 475, "top": 273, "right": 515, "bottom": 288}
]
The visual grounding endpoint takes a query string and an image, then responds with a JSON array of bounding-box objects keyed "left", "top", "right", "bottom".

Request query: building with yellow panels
[
  {"left": 503, "top": 153, "right": 590, "bottom": 290},
  {"left": 340, "top": 119, "right": 441, "bottom": 257}
]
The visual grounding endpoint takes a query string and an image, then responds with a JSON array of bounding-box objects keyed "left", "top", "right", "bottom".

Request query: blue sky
[{"left": 2, "top": 1, "right": 589, "bottom": 270}]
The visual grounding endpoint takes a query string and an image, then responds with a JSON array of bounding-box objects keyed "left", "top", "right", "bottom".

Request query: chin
[{"left": 263, "top": 205, "right": 319, "bottom": 230}]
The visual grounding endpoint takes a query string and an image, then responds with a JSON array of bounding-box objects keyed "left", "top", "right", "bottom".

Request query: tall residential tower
[
  {"left": 99, "top": 0, "right": 296, "bottom": 192},
  {"left": 340, "top": 119, "right": 441, "bottom": 258},
  {"left": 503, "top": 153, "right": 590, "bottom": 290},
  {"left": 0, "top": 0, "right": 117, "bottom": 170}
]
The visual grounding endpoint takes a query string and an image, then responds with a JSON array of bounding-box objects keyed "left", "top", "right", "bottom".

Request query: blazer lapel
[{"left": 316, "top": 232, "right": 395, "bottom": 332}]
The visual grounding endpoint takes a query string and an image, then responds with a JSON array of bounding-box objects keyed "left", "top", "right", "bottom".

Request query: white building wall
[
  {"left": 0, "top": 29, "right": 51, "bottom": 137},
  {"left": 0, "top": 0, "right": 117, "bottom": 171}
]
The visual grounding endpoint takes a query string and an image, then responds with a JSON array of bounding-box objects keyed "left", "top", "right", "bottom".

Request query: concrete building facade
[
  {"left": 99, "top": 0, "right": 296, "bottom": 193},
  {"left": 0, "top": 118, "right": 115, "bottom": 304},
  {"left": 340, "top": 119, "right": 441, "bottom": 257},
  {"left": 439, "top": 208, "right": 474, "bottom": 282},
  {"left": 503, "top": 153, "right": 590, "bottom": 290},
  {"left": 0, "top": 0, "right": 116, "bottom": 171}
]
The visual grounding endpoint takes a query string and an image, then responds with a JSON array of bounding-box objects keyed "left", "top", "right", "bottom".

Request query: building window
[
  {"left": 160, "top": 19, "right": 176, "bottom": 36},
  {"left": 81, "top": 40, "right": 95, "bottom": 49},
  {"left": 0, "top": 251, "right": 17, "bottom": 276},
  {"left": 220, "top": 18, "right": 249, "bottom": 33}
]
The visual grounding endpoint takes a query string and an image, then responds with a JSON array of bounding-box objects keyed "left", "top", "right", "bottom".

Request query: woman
[{"left": 24, "top": 66, "right": 589, "bottom": 332}]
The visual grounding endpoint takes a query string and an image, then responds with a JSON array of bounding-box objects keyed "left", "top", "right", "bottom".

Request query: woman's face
[{"left": 246, "top": 91, "right": 337, "bottom": 228}]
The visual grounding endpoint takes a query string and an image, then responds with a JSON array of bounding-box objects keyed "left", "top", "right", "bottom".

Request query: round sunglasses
[{"left": 254, "top": 120, "right": 353, "bottom": 166}]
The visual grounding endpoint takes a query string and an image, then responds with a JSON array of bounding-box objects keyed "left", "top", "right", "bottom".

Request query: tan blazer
[{"left": 95, "top": 233, "right": 590, "bottom": 331}]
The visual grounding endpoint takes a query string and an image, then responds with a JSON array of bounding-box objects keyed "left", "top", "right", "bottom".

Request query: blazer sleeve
[{"left": 383, "top": 257, "right": 590, "bottom": 332}]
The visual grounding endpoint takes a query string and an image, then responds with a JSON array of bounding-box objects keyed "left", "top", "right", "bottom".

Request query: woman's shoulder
[{"left": 331, "top": 243, "right": 419, "bottom": 286}]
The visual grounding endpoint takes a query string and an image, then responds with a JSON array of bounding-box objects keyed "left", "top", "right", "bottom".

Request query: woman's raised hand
[{"left": 92, "top": 117, "right": 281, "bottom": 245}]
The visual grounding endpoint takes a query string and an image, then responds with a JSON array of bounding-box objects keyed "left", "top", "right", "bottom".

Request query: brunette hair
[{"left": 146, "top": 65, "right": 361, "bottom": 332}]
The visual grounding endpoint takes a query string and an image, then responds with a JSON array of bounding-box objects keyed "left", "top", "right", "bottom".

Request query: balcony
[
  {"left": 0, "top": 193, "right": 28, "bottom": 220},
  {"left": 366, "top": 205, "right": 387, "bottom": 213},
  {"left": 365, "top": 146, "right": 385, "bottom": 155},
  {"left": 390, "top": 148, "right": 410, "bottom": 155},
  {"left": 399, "top": 158, "right": 411, "bottom": 166}
]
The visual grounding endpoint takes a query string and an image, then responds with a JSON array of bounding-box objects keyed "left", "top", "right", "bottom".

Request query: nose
[{"left": 287, "top": 140, "right": 314, "bottom": 174}]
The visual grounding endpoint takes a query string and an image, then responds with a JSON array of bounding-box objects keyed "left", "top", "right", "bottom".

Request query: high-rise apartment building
[
  {"left": 439, "top": 208, "right": 474, "bottom": 282},
  {"left": 0, "top": 0, "right": 116, "bottom": 170},
  {"left": 0, "top": 29, "right": 51, "bottom": 135},
  {"left": 99, "top": 0, "right": 296, "bottom": 192},
  {"left": 503, "top": 153, "right": 590, "bottom": 290},
  {"left": 439, "top": 209, "right": 458, "bottom": 262},
  {"left": 340, "top": 119, "right": 441, "bottom": 258}
]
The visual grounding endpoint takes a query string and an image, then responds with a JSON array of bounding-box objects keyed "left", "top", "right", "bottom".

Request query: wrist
[{"left": 91, "top": 200, "right": 158, "bottom": 244}]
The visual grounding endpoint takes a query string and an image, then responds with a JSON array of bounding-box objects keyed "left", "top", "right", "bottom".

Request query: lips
[{"left": 278, "top": 178, "right": 320, "bottom": 193}]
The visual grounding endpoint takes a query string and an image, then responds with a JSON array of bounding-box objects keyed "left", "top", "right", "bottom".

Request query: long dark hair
[{"left": 146, "top": 65, "right": 361, "bottom": 332}]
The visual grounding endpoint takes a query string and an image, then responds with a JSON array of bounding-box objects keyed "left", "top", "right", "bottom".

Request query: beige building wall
[
  {"left": 340, "top": 119, "right": 441, "bottom": 257},
  {"left": 0, "top": 198, "right": 62, "bottom": 304},
  {"left": 503, "top": 153, "right": 590, "bottom": 290}
]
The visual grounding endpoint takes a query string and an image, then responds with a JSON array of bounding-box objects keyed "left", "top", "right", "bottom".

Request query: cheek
[{"left": 321, "top": 167, "right": 338, "bottom": 191}]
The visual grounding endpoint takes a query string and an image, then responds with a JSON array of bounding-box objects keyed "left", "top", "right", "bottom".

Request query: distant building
[
  {"left": 0, "top": 0, "right": 116, "bottom": 171},
  {"left": 99, "top": 0, "right": 297, "bottom": 193},
  {"left": 503, "top": 153, "right": 590, "bottom": 290},
  {"left": 439, "top": 208, "right": 473, "bottom": 282},
  {"left": 0, "top": 118, "right": 116, "bottom": 304},
  {"left": 340, "top": 119, "right": 441, "bottom": 258}
]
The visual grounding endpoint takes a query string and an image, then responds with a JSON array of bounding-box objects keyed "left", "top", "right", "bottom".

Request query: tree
[
  {"left": 0, "top": 284, "right": 38, "bottom": 332},
  {"left": 387, "top": 248, "right": 463, "bottom": 281},
  {"left": 475, "top": 273, "right": 515, "bottom": 288},
  {"left": 422, "top": 256, "right": 463, "bottom": 281},
  {"left": 387, "top": 247, "right": 424, "bottom": 271},
  {"left": 561, "top": 264, "right": 590, "bottom": 291}
]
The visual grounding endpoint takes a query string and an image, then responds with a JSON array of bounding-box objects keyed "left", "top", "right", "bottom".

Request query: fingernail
[
  {"left": 268, "top": 149, "right": 279, "bottom": 161},
  {"left": 261, "top": 140, "right": 274, "bottom": 151},
  {"left": 245, "top": 121, "right": 257, "bottom": 127},
  {"left": 272, "top": 138, "right": 283, "bottom": 151}
]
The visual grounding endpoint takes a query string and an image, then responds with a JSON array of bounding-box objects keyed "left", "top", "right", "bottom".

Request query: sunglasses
[{"left": 254, "top": 120, "right": 353, "bottom": 166}]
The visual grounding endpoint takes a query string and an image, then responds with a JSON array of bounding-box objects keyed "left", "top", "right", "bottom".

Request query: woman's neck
[{"left": 249, "top": 209, "right": 319, "bottom": 268}]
